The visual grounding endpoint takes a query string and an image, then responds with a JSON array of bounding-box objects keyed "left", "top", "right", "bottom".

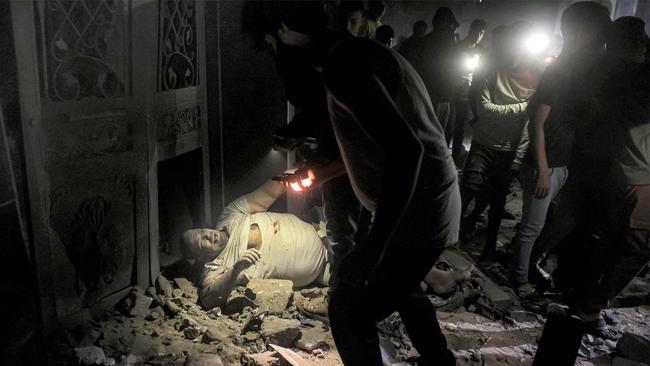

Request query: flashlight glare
[
  {"left": 290, "top": 182, "right": 303, "bottom": 192},
  {"left": 464, "top": 54, "right": 480, "bottom": 72},
  {"left": 526, "top": 33, "right": 550, "bottom": 54}
]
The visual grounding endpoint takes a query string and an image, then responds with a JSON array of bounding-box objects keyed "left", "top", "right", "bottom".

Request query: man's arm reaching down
[
  {"left": 244, "top": 180, "right": 286, "bottom": 214},
  {"left": 199, "top": 249, "right": 261, "bottom": 310}
]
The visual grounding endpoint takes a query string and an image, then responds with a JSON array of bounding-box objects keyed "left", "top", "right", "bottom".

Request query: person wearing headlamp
[{"left": 459, "top": 22, "right": 542, "bottom": 262}]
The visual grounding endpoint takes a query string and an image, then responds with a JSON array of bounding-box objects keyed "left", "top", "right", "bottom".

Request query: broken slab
[
  {"left": 269, "top": 344, "right": 310, "bottom": 366},
  {"left": 155, "top": 275, "right": 174, "bottom": 298},
  {"left": 617, "top": 333, "right": 650, "bottom": 364},
  {"left": 241, "top": 351, "right": 281, "bottom": 366},
  {"left": 261, "top": 316, "right": 302, "bottom": 348},
  {"left": 174, "top": 277, "right": 199, "bottom": 302},
  {"left": 223, "top": 292, "right": 257, "bottom": 315},
  {"left": 117, "top": 287, "right": 153, "bottom": 318},
  {"left": 186, "top": 354, "right": 225, "bottom": 366},
  {"left": 246, "top": 279, "right": 294, "bottom": 314},
  {"left": 295, "top": 324, "right": 329, "bottom": 351},
  {"left": 203, "top": 326, "right": 232, "bottom": 344}
]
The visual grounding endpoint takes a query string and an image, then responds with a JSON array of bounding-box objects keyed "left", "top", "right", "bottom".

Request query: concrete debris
[
  {"left": 269, "top": 344, "right": 310, "bottom": 366},
  {"left": 156, "top": 275, "right": 174, "bottom": 298},
  {"left": 174, "top": 277, "right": 199, "bottom": 302},
  {"left": 186, "top": 354, "right": 225, "bottom": 366},
  {"left": 617, "top": 333, "right": 650, "bottom": 364},
  {"left": 223, "top": 292, "right": 257, "bottom": 315},
  {"left": 173, "top": 288, "right": 183, "bottom": 299},
  {"left": 117, "top": 287, "right": 153, "bottom": 318},
  {"left": 246, "top": 279, "right": 294, "bottom": 315},
  {"left": 146, "top": 286, "right": 157, "bottom": 298},
  {"left": 261, "top": 316, "right": 302, "bottom": 348},
  {"left": 295, "top": 324, "right": 330, "bottom": 351},
  {"left": 203, "top": 326, "right": 232, "bottom": 344},
  {"left": 163, "top": 299, "right": 182, "bottom": 317},
  {"left": 74, "top": 346, "right": 107, "bottom": 365},
  {"left": 241, "top": 351, "right": 281, "bottom": 366},
  {"left": 146, "top": 306, "right": 165, "bottom": 321}
]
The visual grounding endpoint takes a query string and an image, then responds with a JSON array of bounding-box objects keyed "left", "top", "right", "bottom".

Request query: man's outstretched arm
[{"left": 244, "top": 180, "right": 286, "bottom": 214}]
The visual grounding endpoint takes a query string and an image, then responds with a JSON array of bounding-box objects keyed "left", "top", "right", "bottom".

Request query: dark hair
[
  {"left": 560, "top": 1, "right": 610, "bottom": 45},
  {"left": 376, "top": 24, "right": 395, "bottom": 44},
  {"left": 414, "top": 20, "right": 427, "bottom": 33},
  {"left": 470, "top": 19, "right": 487, "bottom": 32},
  {"left": 367, "top": 0, "right": 387, "bottom": 20},
  {"left": 608, "top": 16, "right": 648, "bottom": 56},
  {"left": 432, "top": 7, "right": 459, "bottom": 28}
]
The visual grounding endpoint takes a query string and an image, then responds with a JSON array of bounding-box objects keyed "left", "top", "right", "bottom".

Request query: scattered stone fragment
[
  {"left": 203, "top": 326, "right": 231, "bottom": 344},
  {"left": 146, "top": 286, "right": 157, "bottom": 298},
  {"left": 246, "top": 279, "right": 293, "bottom": 315},
  {"left": 186, "top": 354, "right": 225, "bottom": 366},
  {"left": 241, "top": 351, "right": 281, "bottom": 366},
  {"left": 163, "top": 299, "right": 181, "bottom": 317},
  {"left": 147, "top": 306, "right": 165, "bottom": 321},
  {"left": 173, "top": 288, "right": 183, "bottom": 298},
  {"left": 269, "top": 344, "right": 310, "bottom": 366},
  {"left": 156, "top": 275, "right": 174, "bottom": 298},
  {"left": 312, "top": 349, "right": 324, "bottom": 358},
  {"left": 174, "top": 277, "right": 199, "bottom": 302},
  {"left": 295, "top": 325, "right": 329, "bottom": 351},
  {"left": 117, "top": 287, "right": 153, "bottom": 318},
  {"left": 261, "top": 316, "right": 301, "bottom": 348},
  {"left": 617, "top": 333, "right": 650, "bottom": 364},
  {"left": 241, "top": 311, "right": 266, "bottom": 334},
  {"left": 223, "top": 292, "right": 257, "bottom": 315},
  {"left": 74, "top": 346, "right": 106, "bottom": 365}
]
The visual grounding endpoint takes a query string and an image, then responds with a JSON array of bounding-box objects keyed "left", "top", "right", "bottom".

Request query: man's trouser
[
  {"left": 451, "top": 100, "right": 471, "bottom": 159},
  {"left": 511, "top": 165, "right": 568, "bottom": 284},
  {"left": 329, "top": 246, "right": 456, "bottom": 366}
]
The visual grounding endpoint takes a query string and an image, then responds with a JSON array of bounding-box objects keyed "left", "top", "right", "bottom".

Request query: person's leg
[
  {"left": 460, "top": 145, "right": 490, "bottom": 227},
  {"left": 452, "top": 100, "right": 470, "bottom": 160},
  {"left": 511, "top": 166, "right": 568, "bottom": 285},
  {"left": 482, "top": 152, "right": 516, "bottom": 260},
  {"left": 322, "top": 176, "right": 363, "bottom": 288},
  {"left": 424, "top": 266, "right": 474, "bottom": 295},
  {"left": 435, "top": 102, "right": 452, "bottom": 143},
  {"left": 328, "top": 283, "right": 383, "bottom": 365}
]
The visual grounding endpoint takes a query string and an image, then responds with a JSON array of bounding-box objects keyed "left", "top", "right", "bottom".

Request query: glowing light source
[
  {"left": 464, "top": 54, "right": 480, "bottom": 72},
  {"left": 525, "top": 33, "right": 550, "bottom": 55}
]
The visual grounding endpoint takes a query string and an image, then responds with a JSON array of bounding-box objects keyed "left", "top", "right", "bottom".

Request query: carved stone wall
[
  {"left": 156, "top": 106, "right": 200, "bottom": 142},
  {"left": 38, "top": 0, "right": 131, "bottom": 102},
  {"left": 158, "top": 0, "right": 198, "bottom": 91}
]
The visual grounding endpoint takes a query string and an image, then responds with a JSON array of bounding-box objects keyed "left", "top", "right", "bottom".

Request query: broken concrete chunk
[
  {"left": 155, "top": 275, "right": 174, "bottom": 298},
  {"left": 117, "top": 287, "right": 153, "bottom": 318},
  {"left": 172, "top": 288, "right": 183, "bottom": 299},
  {"left": 223, "top": 292, "right": 257, "bottom": 315},
  {"left": 295, "top": 325, "right": 329, "bottom": 351},
  {"left": 241, "top": 351, "right": 281, "bottom": 366},
  {"left": 145, "top": 286, "right": 157, "bottom": 298},
  {"left": 74, "top": 346, "right": 106, "bottom": 365},
  {"left": 186, "top": 354, "right": 225, "bottom": 366},
  {"left": 269, "top": 344, "right": 310, "bottom": 366},
  {"left": 146, "top": 306, "right": 165, "bottom": 321},
  {"left": 174, "top": 277, "right": 199, "bottom": 302},
  {"left": 617, "top": 333, "right": 650, "bottom": 364},
  {"left": 261, "top": 316, "right": 301, "bottom": 348},
  {"left": 246, "top": 279, "right": 293, "bottom": 315},
  {"left": 163, "top": 299, "right": 181, "bottom": 317}
]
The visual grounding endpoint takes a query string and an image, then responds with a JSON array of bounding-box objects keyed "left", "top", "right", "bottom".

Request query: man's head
[
  {"left": 376, "top": 24, "right": 395, "bottom": 47},
  {"left": 432, "top": 7, "right": 459, "bottom": 35},
  {"left": 467, "top": 19, "right": 487, "bottom": 45},
  {"left": 367, "top": 0, "right": 387, "bottom": 21},
  {"left": 339, "top": 0, "right": 366, "bottom": 37},
  {"left": 560, "top": 1, "right": 611, "bottom": 54},
  {"left": 413, "top": 20, "right": 428, "bottom": 38},
  {"left": 277, "top": 3, "right": 329, "bottom": 47},
  {"left": 181, "top": 228, "right": 229, "bottom": 260},
  {"left": 607, "top": 16, "right": 648, "bottom": 63}
]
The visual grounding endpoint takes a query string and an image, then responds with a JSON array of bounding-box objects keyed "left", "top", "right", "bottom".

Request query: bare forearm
[
  {"left": 199, "top": 267, "right": 242, "bottom": 310},
  {"left": 313, "top": 160, "right": 346, "bottom": 185}
]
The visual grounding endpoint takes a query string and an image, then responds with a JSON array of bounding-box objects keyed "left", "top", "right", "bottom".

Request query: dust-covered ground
[{"left": 48, "top": 182, "right": 650, "bottom": 366}]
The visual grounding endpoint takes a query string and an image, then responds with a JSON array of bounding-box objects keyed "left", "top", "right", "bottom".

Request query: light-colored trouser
[{"left": 512, "top": 165, "right": 569, "bottom": 284}]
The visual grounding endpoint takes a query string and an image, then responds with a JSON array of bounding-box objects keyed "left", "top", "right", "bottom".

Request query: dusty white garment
[{"left": 207, "top": 196, "right": 329, "bottom": 287}]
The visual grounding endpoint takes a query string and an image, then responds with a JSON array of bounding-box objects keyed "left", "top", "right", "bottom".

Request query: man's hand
[
  {"left": 233, "top": 249, "right": 261, "bottom": 272},
  {"left": 534, "top": 169, "right": 551, "bottom": 198}
]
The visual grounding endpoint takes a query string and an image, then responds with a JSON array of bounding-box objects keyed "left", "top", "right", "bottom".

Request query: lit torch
[{"left": 273, "top": 169, "right": 317, "bottom": 192}]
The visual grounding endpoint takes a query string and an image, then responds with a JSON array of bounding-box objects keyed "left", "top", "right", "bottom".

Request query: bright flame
[
  {"left": 464, "top": 54, "right": 480, "bottom": 72},
  {"left": 525, "top": 33, "right": 550, "bottom": 55}
]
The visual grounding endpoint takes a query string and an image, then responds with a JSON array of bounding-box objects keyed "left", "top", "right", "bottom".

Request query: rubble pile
[{"left": 48, "top": 275, "right": 338, "bottom": 366}]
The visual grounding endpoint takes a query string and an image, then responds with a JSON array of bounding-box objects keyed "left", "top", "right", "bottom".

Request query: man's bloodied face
[{"left": 181, "top": 228, "right": 228, "bottom": 260}]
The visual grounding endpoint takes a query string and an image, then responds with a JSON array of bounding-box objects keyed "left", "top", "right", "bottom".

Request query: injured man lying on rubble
[{"left": 181, "top": 176, "right": 472, "bottom": 313}]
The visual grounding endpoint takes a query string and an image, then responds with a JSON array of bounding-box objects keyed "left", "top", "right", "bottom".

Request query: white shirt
[{"left": 205, "top": 196, "right": 328, "bottom": 287}]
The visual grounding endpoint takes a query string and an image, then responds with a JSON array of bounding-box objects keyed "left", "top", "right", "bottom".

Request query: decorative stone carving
[
  {"left": 158, "top": 0, "right": 198, "bottom": 91},
  {"left": 38, "top": 0, "right": 130, "bottom": 102},
  {"left": 157, "top": 106, "right": 200, "bottom": 142}
]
